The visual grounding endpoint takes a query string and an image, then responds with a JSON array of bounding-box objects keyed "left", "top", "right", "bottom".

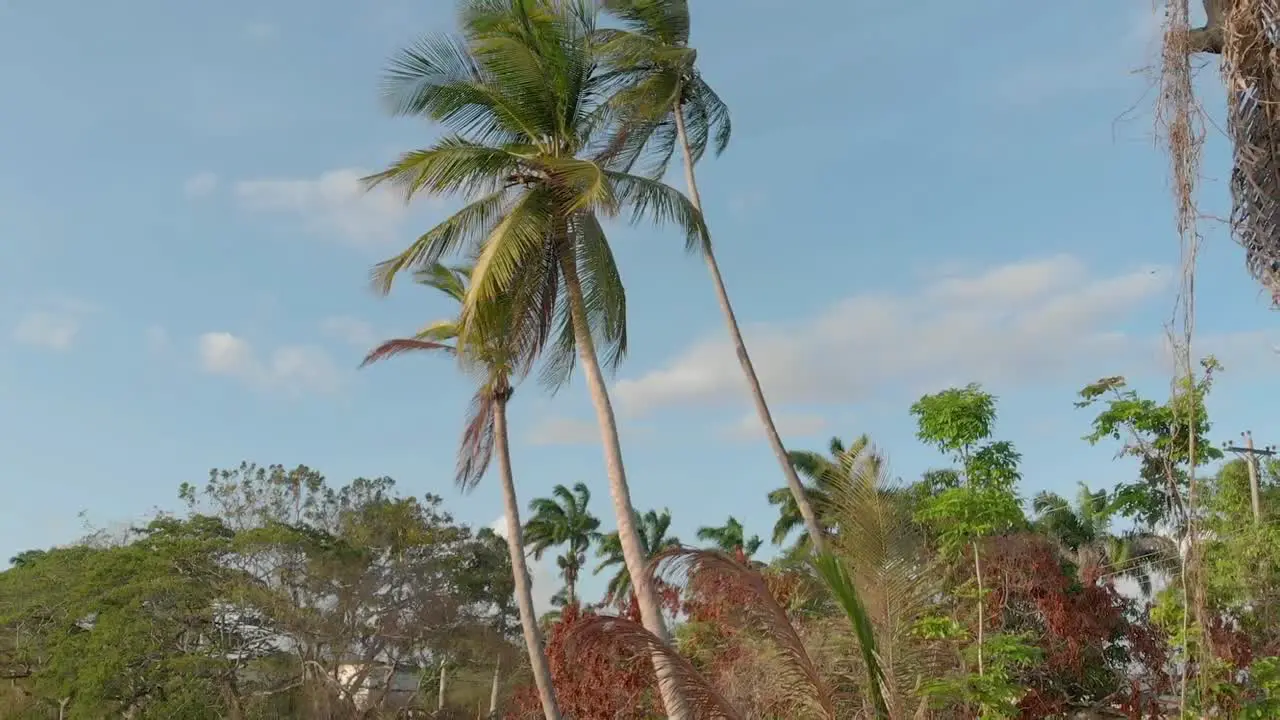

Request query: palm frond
[
  {"left": 567, "top": 614, "right": 743, "bottom": 720},
  {"left": 370, "top": 189, "right": 512, "bottom": 295},
  {"left": 606, "top": 169, "right": 708, "bottom": 253},
  {"left": 456, "top": 385, "right": 499, "bottom": 491},
  {"left": 359, "top": 338, "right": 454, "bottom": 367},
  {"left": 812, "top": 552, "right": 890, "bottom": 719},
  {"left": 652, "top": 548, "right": 838, "bottom": 720},
  {"left": 363, "top": 137, "right": 525, "bottom": 200}
]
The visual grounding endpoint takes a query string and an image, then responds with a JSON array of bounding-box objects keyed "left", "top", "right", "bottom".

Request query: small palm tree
[
  {"left": 360, "top": 262, "right": 562, "bottom": 720},
  {"left": 696, "top": 516, "right": 762, "bottom": 563},
  {"left": 368, "top": 9, "right": 705, "bottom": 713},
  {"left": 594, "top": 0, "right": 827, "bottom": 552},
  {"left": 524, "top": 482, "right": 601, "bottom": 606},
  {"left": 769, "top": 435, "right": 881, "bottom": 548},
  {"left": 596, "top": 508, "right": 680, "bottom": 605},
  {"left": 1032, "top": 482, "right": 1174, "bottom": 596}
]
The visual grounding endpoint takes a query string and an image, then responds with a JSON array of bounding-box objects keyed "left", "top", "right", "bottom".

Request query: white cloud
[
  {"left": 527, "top": 417, "right": 599, "bottom": 447},
  {"left": 11, "top": 299, "right": 98, "bottom": 351},
  {"left": 615, "top": 255, "right": 1172, "bottom": 415},
  {"left": 320, "top": 315, "right": 379, "bottom": 349},
  {"left": 197, "top": 331, "right": 342, "bottom": 395},
  {"left": 724, "top": 411, "right": 827, "bottom": 442},
  {"left": 183, "top": 172, "right": 219, "bottom": 199},
  {"left": 234, "top": 168, "right": 412, "bottom": 249},
  {"left": 490, "top": 515, "right": 559, "bottom": 615}
]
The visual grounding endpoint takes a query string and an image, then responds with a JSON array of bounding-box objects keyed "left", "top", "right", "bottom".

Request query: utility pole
[{"left": 1223, "top": 431, "right": 1276, "bottom": 525}]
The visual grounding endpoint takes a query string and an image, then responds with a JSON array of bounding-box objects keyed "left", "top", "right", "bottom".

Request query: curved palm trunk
[
  {"left": 493, "top": 396, "right": 563, "bottom": 720},
  {"left": 672, "top": 102, "right": 827, "bottom": 553},
  {"left": 559, "top": 252, "right": 691, "bottom": 720}
]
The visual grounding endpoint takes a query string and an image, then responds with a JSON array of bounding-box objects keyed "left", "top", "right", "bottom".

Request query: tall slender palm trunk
[
  {"left": 493, "top": 396, "right": 563, "bottom": 720},
  {"left": 559, "top": 251, "right": 691, "bottom": 720},
  {"left": 489, "top": 659, "right": 501, "bottom": 719},
  {"left": 672, "top": 102, "right": 827, "bottom": 553}
]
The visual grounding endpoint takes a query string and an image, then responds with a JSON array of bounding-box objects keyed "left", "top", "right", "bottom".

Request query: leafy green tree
[
  {"left": 366, "top": 5, "right": 705, "bottom": 712},
  {"left": 695, "top": 516, "right": 761, "bottom": 562},
  {"left": 524, "top": 482, "right": 601, "bottom": 607},
  {"left": 911, "top": 384, "right": 1024, "bottom": 683},
  {"left": 1075, "top": 358, "right": 1224, "bottom": 531},
  {"left": 360, "top": 261, "right": 561, "bottom": 720},
  {"left": 595, "top": 0, "right": 826, "bottom": 553},
  {"left": 595, "top": 509, "right": 680, "bottom": 605},
  {"left": 180, "top": 464, "right": 518, "bottom": 718},
  {"left": 0, "top": 517, "right": 265, "bottom": 719}
]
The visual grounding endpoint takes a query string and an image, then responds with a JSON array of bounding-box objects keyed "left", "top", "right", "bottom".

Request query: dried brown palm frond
[
  {"left": 1183, "top": 0, "right": 1280, "bottom": 302},
  {"left": 818, "top": 444, "right": 946, "bottom": 720},
  {"left": 1220, "top": 0, "right": 1280, "bottom": 302},
  {"left": 566, "top": 614, "right": 743, "bottom": 720},
  {"left": 649, "top": 547, "right": 839, "bottom": 720}
]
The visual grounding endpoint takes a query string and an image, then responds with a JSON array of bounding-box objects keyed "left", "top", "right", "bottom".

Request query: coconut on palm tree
[
  {"left": 594, "top": 0, "right": 827, "bottom": 552},
  {"left": 359, "top": 262, "right": 561, "bottom": 720},
  {"left": 524, "top": 482, "right": 601, "bottom": 606},
  {"left": 367, "top": 3, "right": 704, "bottom": 715},
  {"left": 595, "top": 508, "right": 680, "bottom": 605},
  {"left": 696, "top": 516, "right": 762, "bottom": 563}
]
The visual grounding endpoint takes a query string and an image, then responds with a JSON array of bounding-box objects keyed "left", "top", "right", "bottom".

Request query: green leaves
[
  {"left": 910, "top": 383, "right": 998, "bottom": 458},
  {"left": 811, "top": 552, "right": 889, "bottom": 719}
]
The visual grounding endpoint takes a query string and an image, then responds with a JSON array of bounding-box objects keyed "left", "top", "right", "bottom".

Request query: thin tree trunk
[
  {"left": 489, "top": 659, "right": 501, "bottom": 719},
  {"left": 559, "top": 250, "right": 691, "bottom": 720},
  {"left": 672, "top": 101, "right": 828, "bottom": 552},
  {"left": 438, "top": 660, "right": 447, "bottom": 712},
  {"left": 973, "top": 544, "right": 985, "bottom": 677},
  {"left": 493, "top": 397, "right": 563, "bottom": 720}
]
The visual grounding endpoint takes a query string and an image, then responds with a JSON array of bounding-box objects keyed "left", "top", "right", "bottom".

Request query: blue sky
[{"left": 1, "top": 0, "right": 1276, "bottom": 610}]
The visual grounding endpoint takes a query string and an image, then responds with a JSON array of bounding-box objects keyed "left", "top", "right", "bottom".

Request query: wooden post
[{"left": 1246, "top": 431, "right": 1262, "bottom": 524}]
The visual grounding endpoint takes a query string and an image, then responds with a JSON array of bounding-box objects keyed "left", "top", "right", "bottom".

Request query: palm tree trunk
[
  {"left": 672, "top": 101, "right": 827, "bottom": 552},
  {"left": 559, "top": 249, "right": 691, "bottom": 720},
  {"left": 493, "top": 396, "right": 563, "bottom": 720},
  {"left": 973, "top": 543, "right": 985, "bottom": 677},
  {"left": 438, "top": 660, "right": 447, "bottom": 712},
  {"left": 488, "top": 659, "right": 501, "bottom": 719}
]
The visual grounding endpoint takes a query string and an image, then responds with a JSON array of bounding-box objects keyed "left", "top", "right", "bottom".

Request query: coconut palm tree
[
  {"left": 593, "top": 0, "right": 827, "bottom": 552},
  {"left": 1032, "top": 482, "right": 1175, "bottom": 596},
  {"left": 768, "top": 434, "right": 881, "bottom": 548},
  {"left": 359, "top": 262, "right": 561, "bottom": 720},
  {"left": 595, "top": 508, "right": 680, "bottom": 605},
  {"left": 524, "top": 482, "right": 601, "bottom": 606},
  {"left": 696, "top": 516, "right": 762, "bottom": 563},
  {"left": 366, "top": 4, "right": 704, "bottom": 715}
]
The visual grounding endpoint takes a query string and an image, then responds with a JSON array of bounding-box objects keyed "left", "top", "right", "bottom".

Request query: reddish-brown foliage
[
  {"left": 505, "top": 603, "right": 657, "bottom": 720},
  {"left": 981, "top": 533, "right": 1170, "bottom": 719}
]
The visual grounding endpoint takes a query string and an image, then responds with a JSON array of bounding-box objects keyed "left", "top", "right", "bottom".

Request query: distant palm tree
[
  {"left": 524, "top": 483, "right": 601, "bottom": 606},
  {"left": 696, "top": 516, "right": 762, "bottom": 563},
  {"left": 1032, "top": 482, "right": 1175, "bottom": 596},
  {"left": 367, "top": 9, "right": 705, "bottom": 712},
  {"left": 769, "top": 434, "right": 881, "bottom": 548},
  {"left": 360, "top": 262, "right": 561, "bottom": 720},
  {"left": 595, "top": 0, "right": 827, "bottom": 552},
  {"left": 596, "top": 508, "right": 680, "bottom": 605}
]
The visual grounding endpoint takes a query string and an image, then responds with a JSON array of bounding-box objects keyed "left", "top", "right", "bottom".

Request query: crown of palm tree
[
  {"left": 595, "top": 508, "right": 679, "bottom": 603},
  {"left": 592, "top": 0, "right": 730, "bottom": 178},
  {"left": 768, "top": 434, "right": 881, "bottom": 547},
  {"left": 364, "top": 0, "right": 707, "bottom": 391},
  {"left": 696, "top": 516, "right": 762, "bottom": 558},
  {"left": 360, "top": 262, "right": 518, "bottom": 490}
]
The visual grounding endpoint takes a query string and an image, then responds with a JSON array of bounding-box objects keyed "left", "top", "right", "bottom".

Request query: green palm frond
[
  {"left": 819, "top": 442, "right": 941, "bottom": 717},
  {"left": 811, "top": 552, "right": 889, "bottom": 719}
]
